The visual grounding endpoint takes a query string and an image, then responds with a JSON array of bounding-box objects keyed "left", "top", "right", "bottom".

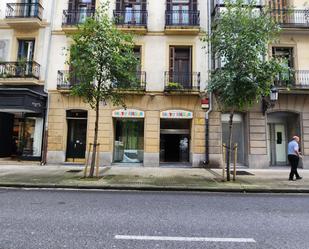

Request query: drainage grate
[
  {"left": 230, "top": 171, "right": 254, "bottom": 176},
  {"left": 66, "top": 169, "right": 83, "bottom": 173}
]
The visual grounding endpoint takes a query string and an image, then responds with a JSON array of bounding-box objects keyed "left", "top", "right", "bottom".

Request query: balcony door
[
  {"left": 17, "top": 39, "right": 35, "bottom": 76},
  {"left": 272, "top": 47, "right": 293, "bottom": 86},
  {"left": 166, "top": 0, "right": 197, "bottom": 25},
  {"left": 21, "top": 0, "right": 39, "bottom": 17},
  {"left": 68, "top": 0, "right": 95, "bottom": 23},
  {"left": 169, "top": 46, "right": 192, "bottom": 88},
  {"left": 116, "top": 0, "right": 147, "bottom": 25}
]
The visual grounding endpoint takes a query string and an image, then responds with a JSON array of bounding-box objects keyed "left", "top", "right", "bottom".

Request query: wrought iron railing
[
  {"left": 271, "top": 9, "right": 309, "bottom": 27},
  {"left": 62, "top": 9, "right": 95, "bottom": 26},
  {"left": 0, "top": 61, "right": 40, "bottom": 79},
  {"left": 113, "top": 71, "right": 147, "bottom": 90},
  {"left": 57, "top": 70, "right": 79, "bottom": 90},
  {"left": 165, "top": 10, "right": 200, "bottom": 26},
  {"left": 164, "top": 71, "right": 200, "bottom": 91},
  {"left": 113, "top": 10, "right": 148, "bottom": 26},
  {"left": 274, "top": 70, "right": 309, "bottom": 88},
  {"left": 6, "top": 3, "right": 43, "bottom": 20},
  {"left": 57, "top": 70, "right": 146, "bottom": 91}
]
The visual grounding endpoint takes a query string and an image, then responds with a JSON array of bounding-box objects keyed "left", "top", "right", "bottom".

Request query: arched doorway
[{"left": 267, "top": 112, "right": 301, "bottom": 166}]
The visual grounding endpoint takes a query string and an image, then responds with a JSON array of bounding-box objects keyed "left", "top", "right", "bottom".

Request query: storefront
[
  {"left": 112, "top": 109, "right": 144, "bottom": 164},
  {"left": 160, "top": 110, "right": 192, "bottom": 165},
  {"left": 0, "top": 87, "right": 46, "bottom": 160}
]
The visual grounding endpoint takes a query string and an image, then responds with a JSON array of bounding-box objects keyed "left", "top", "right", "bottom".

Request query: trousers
[{"left": 288, "top": 155, "right": 300, "bottom": 180}]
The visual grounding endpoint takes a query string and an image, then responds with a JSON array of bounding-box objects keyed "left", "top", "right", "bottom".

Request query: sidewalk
[{"left": 0, "top": 164, "right": 309, "bottom": 193}]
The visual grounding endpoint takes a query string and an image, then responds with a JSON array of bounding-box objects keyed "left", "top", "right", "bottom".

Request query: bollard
[
  {"left": 233, "top": 143, "right": 238, "bottom": 181},
  {"left": 95, "top": 144, "right": 100, "bottom": 178},
  {"left": 84, "top": 143, "right": 92, "bottom": 178},
  {"left": 222, "top": 143, "right": 226, "bottom": 181}
]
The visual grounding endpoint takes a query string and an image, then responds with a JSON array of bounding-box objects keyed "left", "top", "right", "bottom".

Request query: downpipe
[{"left": 203, "top": 0, "right": 213, "bottom": 166}]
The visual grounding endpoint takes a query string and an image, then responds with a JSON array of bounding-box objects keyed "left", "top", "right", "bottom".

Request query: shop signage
[
  {"left": 160, "top": 110, "right": 193, "bottom": 119},
  {"left": 112, "top": 109, "right": 145, "bottom": 118}
]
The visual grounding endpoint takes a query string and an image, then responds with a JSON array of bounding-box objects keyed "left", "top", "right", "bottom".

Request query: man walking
[{"left": 288, "top": 136, "right": 302, "bottom": 181}]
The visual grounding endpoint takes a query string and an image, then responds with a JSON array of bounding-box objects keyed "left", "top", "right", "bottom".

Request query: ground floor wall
[
  {"left": 209, "top": 93, "right": 309, "bottom": 169},
  {"left": 47, "top": 92, "right": 206, "bottom": 167}
]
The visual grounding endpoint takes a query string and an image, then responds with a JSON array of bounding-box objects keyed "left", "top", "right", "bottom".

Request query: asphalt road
[{"left": 0, "top": 189, "right": 309, "bottom": 249}]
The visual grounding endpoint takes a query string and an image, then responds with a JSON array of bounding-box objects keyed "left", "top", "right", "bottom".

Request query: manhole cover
[
  {"left": 230, "top": 171, "right": 254, "bottom": 176},
  {"left": 66, "top": 169, "right": 83, "bottom": 173}
]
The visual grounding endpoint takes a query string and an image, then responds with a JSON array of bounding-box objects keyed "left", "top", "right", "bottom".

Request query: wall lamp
[{"left": 262, "top": 86, "right": 278, "bottom": 115}]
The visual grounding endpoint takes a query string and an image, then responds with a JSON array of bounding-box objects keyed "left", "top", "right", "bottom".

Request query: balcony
[
  {"left": 57, "top": 70, "right": 146, "bottom": 92},
  {"left": 113, "top": 71, "right": 146, "bottom": 92},
  {"left": 57, "top": 70, "right": 78, "bottom": 91},
  {"left": 0, "top": 61, "right": 41, "bottom": 85},
  {"left": 271, "top": 9, "right": 309, "bottom": 29},
  {"left": 5, "top": 3, "right": 45, "bottom": 29},
  {"left": 113, "top": 10, "right": 148, "bottom": 34},
  {"left": 62, "top": 9, "right": 95, "bottom": 33},
  {"left": 165, "top": 10, "right": 200, "bottom": 35},
  {"left": 274, "top": 70, "right": 309, "bottom": 89},
  {"left": 164, "top": 71, "right": 200, "bottom": 92}
]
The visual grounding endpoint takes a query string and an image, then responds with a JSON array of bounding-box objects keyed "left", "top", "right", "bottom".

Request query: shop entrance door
[
  {"left": 66, "top": 119, "right": 87, "bottom": 160},
  {"left": 160, "top": 119, "right": 191, "bottom": 164}
]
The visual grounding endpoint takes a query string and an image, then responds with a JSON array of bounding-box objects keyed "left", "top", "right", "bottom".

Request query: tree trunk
[
  {"left": 226, "top": 111, "right": 234, "bottom": 181},
  {"left": 89, "top": 99, "right": 99, "bottom": 177}
]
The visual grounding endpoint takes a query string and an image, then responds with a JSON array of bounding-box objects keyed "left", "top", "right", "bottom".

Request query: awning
[{"left": 0, "top": 87, "right": 47, "bottom": 113}]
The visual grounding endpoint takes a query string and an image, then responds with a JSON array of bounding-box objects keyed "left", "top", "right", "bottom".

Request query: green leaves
[
  {"left": 204, "top": 0, "right": 284, "bottom": 111},
  {"left": 67, "top": 5, "right": 138, "bottom": 109}
]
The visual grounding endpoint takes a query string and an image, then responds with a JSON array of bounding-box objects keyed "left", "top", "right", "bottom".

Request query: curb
[{"left": 1, "top": 183, "right": 309, "bottom": 194}]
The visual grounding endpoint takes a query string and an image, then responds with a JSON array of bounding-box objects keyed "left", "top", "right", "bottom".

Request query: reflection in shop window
[{"left": 114, "top": 119, "right": 144, "bottom": 163}]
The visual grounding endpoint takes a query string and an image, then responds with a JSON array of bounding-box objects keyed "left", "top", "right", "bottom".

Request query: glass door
[{"left": 17, "top": 39, "right": 35, "bottom": 76}]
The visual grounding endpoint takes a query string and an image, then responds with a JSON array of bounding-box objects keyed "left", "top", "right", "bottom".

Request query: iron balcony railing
[
  {"left": 57, "top": 70, "right": 146, "bottom": 91},
  {"left": 62, "top": 9, "right": 95, "bottom": 26},
  {"left": 274, "top": 70, "right": 309, "bottom": 88},
  {"left": 0, "top": 61, "right": 40, "bottom": 79},
  {"left": 164, "top": 71, "right": 200, "bottom": 91},
  {"left": 271, "top": 9, "right": 309, "bottom": 28},
  {"left": 57, "top": 70, "right": 79, "bottom": 90},
  {"left": 165, "top": 10, "right": 200, "bottom": 26},
  {"left": 6, "top": 3, "right": 43, "bottom": 20},
  {"left": 113, "top": 71, "right": 147, "bottom": 90},
  {"left": 113, "top": 10, "right": 148, "bottom": 26}
]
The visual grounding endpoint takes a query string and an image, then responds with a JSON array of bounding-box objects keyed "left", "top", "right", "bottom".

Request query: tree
[
  {"left": 203, "top": 0, "right": 284, "bottom": 181},
  {"left": 68, "top": 6, "right": 138, "bottom": 177}
]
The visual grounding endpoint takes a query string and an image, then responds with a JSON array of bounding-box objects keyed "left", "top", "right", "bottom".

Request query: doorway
[
  {"left": 267, "top": 112, "right": 300, "bottom": 166},
  {"left": 66, "top": 110, "right": 87, "bottom": 162},
  {"left": 160, "top": 119, "right": 191, "bottom": 164}
]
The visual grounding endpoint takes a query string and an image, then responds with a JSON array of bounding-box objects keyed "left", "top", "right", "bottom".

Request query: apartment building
[
  {"left": 46, "top": 0, "right": 209, "bottom": 167},
  {"left": 211, "top": 0, "right": 309, "bottom": 169},
  {"left": 0, "top": 0, "right": 52, "bottom": 161}
]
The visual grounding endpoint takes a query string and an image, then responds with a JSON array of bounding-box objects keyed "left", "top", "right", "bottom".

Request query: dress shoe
[{"left": 296, "top": 177, "right": 302, "bottom": 180}]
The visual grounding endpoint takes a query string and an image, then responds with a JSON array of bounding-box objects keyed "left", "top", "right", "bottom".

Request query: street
[{"left": 0, "top": 189, "right": 309, "bottom": 249}]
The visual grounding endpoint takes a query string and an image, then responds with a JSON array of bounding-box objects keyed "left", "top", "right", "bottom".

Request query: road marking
[{"left": 115, "top": 235, "right": 256, "bottom": 243}]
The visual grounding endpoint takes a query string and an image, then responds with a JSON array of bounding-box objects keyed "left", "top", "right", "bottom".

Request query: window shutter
[
  {"left": 116, "top": 0, "right": 122, "bottom": 11},
  {"left": 191, "top": 0, "right": 197, "bottom": 11},
  {"left": 169, "top": 46, "right": 175, "bottom": 81},
  {"left": 141, "top": 0, "right": 147, "bottom": 11},
  {"left": 166, "top": 0, "right": 172, "bottom": 11},
  {"left": 68, "top": 0, "right": 76, "bottom": 10}
]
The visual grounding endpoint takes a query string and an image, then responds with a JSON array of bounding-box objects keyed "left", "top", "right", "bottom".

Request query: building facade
[
  {"left": 211, "top": 0, "right": 309, "bottom": 169},
  {"left": 46, "top": 0, "right": 209, "bottom": 167},
  {"left": 0, "top": 0, "right": 51, "bottom": 161}
]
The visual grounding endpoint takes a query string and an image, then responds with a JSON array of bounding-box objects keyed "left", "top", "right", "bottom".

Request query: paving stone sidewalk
[{"left": 0, "top": 164, "right": 309, "bottom": 193}]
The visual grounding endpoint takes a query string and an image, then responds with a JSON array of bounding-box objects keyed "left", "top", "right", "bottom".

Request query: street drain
[
  {"left": 230, "top": 171, "right": 254, "bottom": 176},
  {"left": 66, "top": 169, "right": 83, "bottom": 173}
]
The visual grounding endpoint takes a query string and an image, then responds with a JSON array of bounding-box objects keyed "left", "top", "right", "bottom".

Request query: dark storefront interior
[
  {"left": 0, "top": 88, "right": 46, "bottom": 160},
  {"left": 160, "top": 119, "right": 190, "bottom": 163}
]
